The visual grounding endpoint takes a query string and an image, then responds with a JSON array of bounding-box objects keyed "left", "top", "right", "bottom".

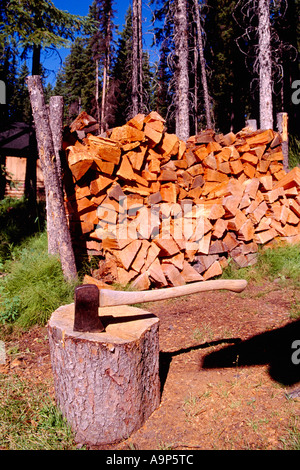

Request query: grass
[
  {"left": 0, "top": 231, "right": 77, "bottom": 328},
  {"left": 0, "top": 373, "right": 77, "bottom": 450},
  {"left": 0, "top": 197, "right": 46, "bottom": 267},
  {"left": 222, "top": 242, "right": 300, "bottom": 287}
]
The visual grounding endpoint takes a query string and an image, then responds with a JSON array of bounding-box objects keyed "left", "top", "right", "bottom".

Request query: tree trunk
[
  {"left": 100, "top": 58, "right": 107, "bottom": 134},
  {"left": 137, "top": 0, "right": 143, "bottom": 112},
  {"left": 26, "top": 75, "right": 77, "bottom": 282},
  {"left": 95, "top": 59, "right": 101, "bottom": 132},
  {"left": 174, "top": 0, "right": 190, "bottom": 141},
  {"left": 48, "top": 303, "right": 160, "bottom": 446},
  {"left": 132, "top": 0, "right": 139, "bottom": 116},
  {"left": 258, "top": 0, "right": 273, "bottom": 129},
  {"left": 49, "top": 96, "right": 64, "bottom": 183},
  {"left": 194, "top": 0, "right": 212, "bottom": 130}
]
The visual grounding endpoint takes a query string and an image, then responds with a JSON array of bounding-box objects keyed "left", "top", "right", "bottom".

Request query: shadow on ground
[{"left": 202, "top": 319, "right": 300, "bottom": 386}]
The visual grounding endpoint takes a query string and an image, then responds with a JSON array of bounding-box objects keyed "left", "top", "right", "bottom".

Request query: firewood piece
[
  {"left": 144, "top": 122, "right": 163, "bottom": 146},
  {"left": 67, "top": 146, "right": 95, "bottom": 181},
  {"left": 116, "top": 154, "right": 135, "bottom": 180},
  {"left": 243, "top": 162, "right": 256, "bottom": 179},
  {"left": 204, "top": 169, "right": 229, "bottom": 184},
  {"left": 218, "top": 132, "right": 236, "bottom": 146},
  {"left": 160, "top": 183, "right": 178, "bottom": 203},
  {"left": 181, "top": 260, "right": 203, "bottom": 282},
  {"left": 196, "top": 232, "right": 211, "bottom": 255},
  {"left": 127, "top": 113, "right": 145, "bottom": 130},
  {"left": 249, "top": 201, "right": 268, "bottom": 225},
  {"left": 243, "top": 178, "right": 260, "bottom": 199},
  {"left": 158, "top": 133, "right": 179, "bottom": 156},
  {"left": 147, "top": 258, "right": 168, "bottom": 286},
  {"left": 194, "top": 146, "right": 209, "bottom": 161},
  {"left": 161, "top": 263, "right": 186, "bottom": 286},
  {"left": 274, "top": 167, "right": 300, "bottom": 190},
  {"left": 130, "top": 240, "right": 151, "bottom": 272},
  {"left": 254, "top": 228, "right": 278, "bottom": 244},
  {"left": 186, "top": 163, "right": 204, "bottom": 177},
  {"left": 212, "top": 218, "right": 228, "bottom": 238},
  {"left": 203, "top": 260, "right": 222, "bottom": 280},
  {"left": 227, "top": 210, "right": 247, "bottom": 231},
  {"left": 240, "top": 152, "right": 259, "bottom": 165},
  {"left": 115, "top": 239, "right": 142, "bottom": 270},
  {"left": 158, "top": 169, "right": 177, "bottom": 181},
  {"left": 230, "top": 159, "right": 244, "bottom": 175},
  {"left": 127, "top": 143, "right": 148, "bottom": 171},
  {"left": 289, "top": 199, "right": 300, "bottom": 218},
  {"left": 223, "top": 232, "right": 239, "bottom": 252},
  {"left": 87, "top": 137, "right": 122, "bottom": 165},
  {"left": 259, "top": 175, "right": 273, "bottom": 191},
  {"left": 238, "top": 219, "right": 255, "bottom": 242},
  {"left": 143, "top": 242, "right": 161, "bottom": 271},
  {"left": 90, "top": 173, "right": 114, "bottom": 195},
  {"left": 255, "top": 217, "right": 272, "bottom": 232},
  {"left": 131, "top": 272, "right": 151, "bottom": 290},
  {"left": 165, "top": 252, "right": 185, "bottom": 270},
  {"left": 153, "top": 236, "right": 180, "bottom": 257},
  {"left": 245, "top": 129, "right": 274, "bottom": 146},
  {"left": 209, "top": 239, "right": 225, "bottom": 254},
  {"left": 110, "top": 124, "right": 145, "bottom": 143}
]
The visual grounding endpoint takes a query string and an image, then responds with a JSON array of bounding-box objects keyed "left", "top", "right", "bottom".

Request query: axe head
[{"left": 74, "top": 284, "right": 104, "bottom": 333}]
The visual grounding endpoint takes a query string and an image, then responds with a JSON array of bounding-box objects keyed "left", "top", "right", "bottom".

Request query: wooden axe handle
[{"left": 99, "top": 279, "right": 247, "bottom": 307}]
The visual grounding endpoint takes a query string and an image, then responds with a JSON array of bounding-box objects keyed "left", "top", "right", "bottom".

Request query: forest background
[{"left": 0, "top": 0, "right": 299, "bottom": 142}]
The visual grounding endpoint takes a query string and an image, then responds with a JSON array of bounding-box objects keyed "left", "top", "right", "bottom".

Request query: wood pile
[{"left": 63, "top": 111, "right": 300, "bottom": 289}]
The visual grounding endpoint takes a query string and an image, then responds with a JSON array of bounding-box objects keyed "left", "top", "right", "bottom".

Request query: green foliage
[
  {"left": 0, "top": 373, "right": 76, "bottom": 450},
  {"left": 288, "top": 135, "right": 300, "bottom": 169},
  {"left": 0, "top": 197, "right": 46, "bottom": 265},
  {"left": 54, "top": 37, "right": 96, "bottom": 121},
  {"left": 0, "top": 0, "right": 89, "bottom": 51},
  {"left": 0, "top": 232, "right": 76, "bottom": 327},
  {"left": 223, "top": 243, "right": 300, "bottom": 287}
]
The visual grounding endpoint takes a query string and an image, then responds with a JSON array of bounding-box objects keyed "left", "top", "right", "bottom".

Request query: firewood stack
[{"left": 63, "top": 111, "right": 300, "bottom": 289}]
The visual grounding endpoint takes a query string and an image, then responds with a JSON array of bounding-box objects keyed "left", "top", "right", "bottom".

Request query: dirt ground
[{"left": 2, "top": 279, "right": 300, "bottom": 450}]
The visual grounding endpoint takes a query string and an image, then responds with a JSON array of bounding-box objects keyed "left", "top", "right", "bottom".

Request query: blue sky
[{"left": 42, "top": 0, "right": 158, "bottom": 85}]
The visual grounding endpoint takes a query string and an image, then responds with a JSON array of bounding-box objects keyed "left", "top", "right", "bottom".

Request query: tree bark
[
  {"left": 137, "top": 0, "right": 143, "bottom": 111},
  {"left": 258, "top": 0, "right": 273, "bottom": 129},
  {"left": 132, "top": 0, "right": 139, "bottom": 116},
  {"left": 174, "top": 0, "right": 190, "bottom": 141},
  {"left": 48, "top": 303, "right": 160, "bottom": 446},
  {"left": 95, "top": 59, "right": 101, "bottom": 132},
  {"left": 194, "top": 0, "right": 212, "bottom": 130},
  {"left": 26, "top": 75, "right": 77, "bottom": 282},
  {"left": 49, "top": 96, "right": 64, "bottom": 183}
]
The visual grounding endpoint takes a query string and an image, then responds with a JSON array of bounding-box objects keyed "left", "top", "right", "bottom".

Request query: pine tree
[
  {"left": 54, "top": 38, "right": 96, "bottom": 122},
  {"left": 89, "top": 0, "right": 115, "bottom": 133}
]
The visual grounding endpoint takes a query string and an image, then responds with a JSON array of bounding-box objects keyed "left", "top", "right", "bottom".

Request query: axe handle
[{"left": 99, "top": 279, "right": 247, "bottom": 307}]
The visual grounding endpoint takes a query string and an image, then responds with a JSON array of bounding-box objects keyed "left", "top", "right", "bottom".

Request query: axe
[{"left": 73, "top": 278, "right": 247, "bottom": 333}]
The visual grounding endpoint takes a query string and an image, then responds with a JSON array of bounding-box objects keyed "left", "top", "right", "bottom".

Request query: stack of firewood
[{"left": 64, "top": 111, "right": 300, "bottom": 289}]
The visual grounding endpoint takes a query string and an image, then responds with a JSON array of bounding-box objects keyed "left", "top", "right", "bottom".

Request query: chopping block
[{"left": 47, "top": 279, "right": 247, "bottom": 446}]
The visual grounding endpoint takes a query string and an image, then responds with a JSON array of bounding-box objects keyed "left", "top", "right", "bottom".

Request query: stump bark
[{"left": 47, "top": 303, "right": 160, "bottom": 446}]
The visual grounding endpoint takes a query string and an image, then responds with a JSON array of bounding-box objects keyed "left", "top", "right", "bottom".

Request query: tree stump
[{"left": 47, "top": 303, "right": 160, "bottom": 446}]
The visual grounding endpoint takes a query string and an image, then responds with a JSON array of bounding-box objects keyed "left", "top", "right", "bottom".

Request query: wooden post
[
  {"left": 277, "top": 112, "right": 289, "bottom": 172},
  {"left": 49, "top": 96, "right": 64, "bottom": 182},
  {"left": 47, "top": 303, "right": 160, "bottom": 446},
  {"left": 246, "top": 119, "right": 257, "bottom": 132},
  {"left": 26, "top": 75, "right": 77, "bottom": 281}
]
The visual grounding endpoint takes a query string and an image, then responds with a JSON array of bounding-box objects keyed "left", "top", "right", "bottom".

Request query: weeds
[
  {"left": 0, "top": 232, "right": 76, "bottom": 327},
  {"left": 222, "top": 242, "right": 300, "bottom": 288},
  {"left": 0, "top": 373, "right": 76, "bottom": 450}
]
